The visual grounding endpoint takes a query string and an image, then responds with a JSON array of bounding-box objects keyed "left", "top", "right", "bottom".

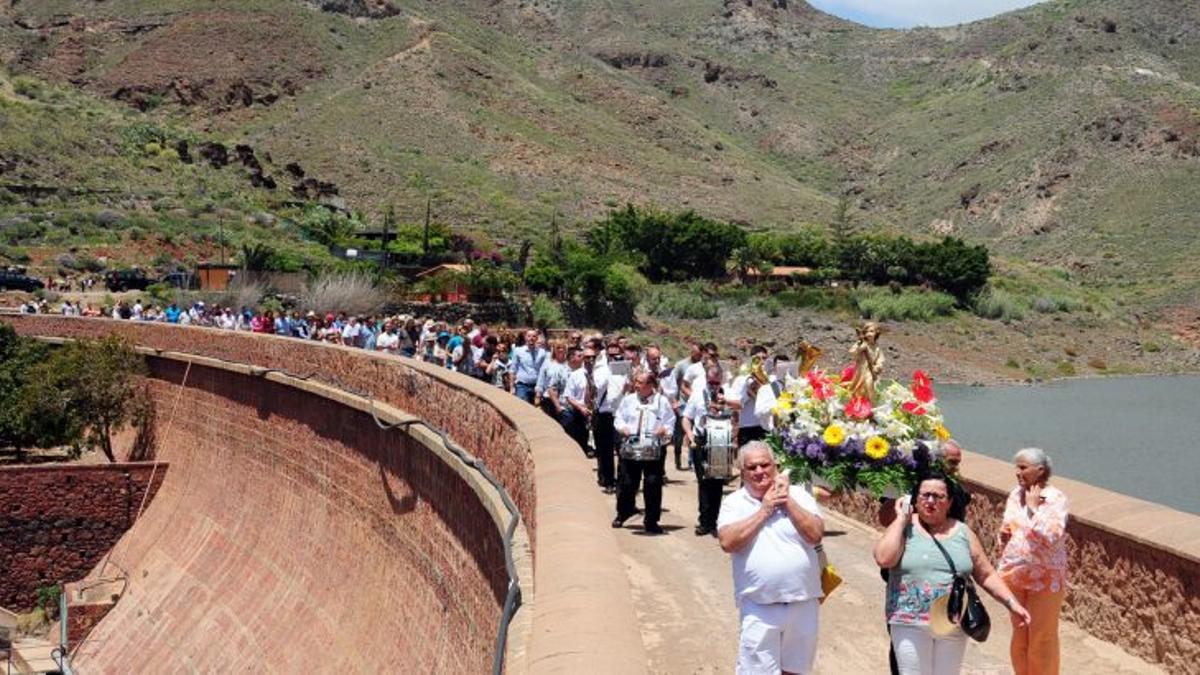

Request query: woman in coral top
[{"left": 998, "top": 447, "right": 1069, "bottom": 675}]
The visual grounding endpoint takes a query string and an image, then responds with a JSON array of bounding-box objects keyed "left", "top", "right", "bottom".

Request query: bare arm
[
  {"left": 719, "top": 489, "right": 786, "bottom": 553},
  {"left": 783, "top": 491, "right": 824, "bottom": 545},
  {"left": 967, "top": 527, "right": 1031, "bottom": 627},
  {"left": 873, "top": 502, "right": 911, "bottom": 568}
]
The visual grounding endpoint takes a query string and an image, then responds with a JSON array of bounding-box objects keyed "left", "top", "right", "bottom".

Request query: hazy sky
[{"left": 808, "top": 0, "right": 1047, "bottom": 28}]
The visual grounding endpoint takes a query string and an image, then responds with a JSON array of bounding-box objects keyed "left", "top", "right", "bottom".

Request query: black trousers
[
  {"left": 692, "top": 446, "right": 725, "bottom": 529},
  {"left": 616, "top": 452, "right": 666, "bottom": 525},
  {"left": 562, "top": 409, "right": 589, "bottom": 455},
  {"left": 594, "top": 412, "right": 616, "bottom": 488},
  {"left": 739, "top": 425, "right": 767, "bottom": 444}
]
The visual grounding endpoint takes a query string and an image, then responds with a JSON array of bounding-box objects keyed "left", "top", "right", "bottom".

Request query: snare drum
[
  {"left": 701, "top": 414, "right": 737, "bottom": 480},
  {"left": 620, "top": 434, "right": 664, "bottom": 461}
]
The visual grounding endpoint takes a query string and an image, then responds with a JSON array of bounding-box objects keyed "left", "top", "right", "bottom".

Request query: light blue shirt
[{"left": 511, "top": 345, "right": 547, "bottom": 386}]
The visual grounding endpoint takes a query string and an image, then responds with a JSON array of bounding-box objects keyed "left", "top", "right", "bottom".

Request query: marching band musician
[
  {"left": 683, "top": 364, "right": 736, "bottom": 537},
  {"left": 728, "top": 344, "right": 772, "bottom": 445},
  {"left": 564, "top": 348, "right": 612, "bottom": 483},
  {"left": 612, "top": 370, "right": 675, "bottom": 534}
]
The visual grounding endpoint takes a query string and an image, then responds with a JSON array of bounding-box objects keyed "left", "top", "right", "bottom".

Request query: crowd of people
[{"left": 17, "top": 297, "right": 1073, "bottom": 675}]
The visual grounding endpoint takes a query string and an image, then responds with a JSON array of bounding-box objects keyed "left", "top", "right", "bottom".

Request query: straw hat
[{"left": 928, "top": 592, "right": 964, "bottom": 637}]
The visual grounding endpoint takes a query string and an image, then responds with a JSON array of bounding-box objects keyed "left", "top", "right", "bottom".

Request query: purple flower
[{"left": 843, "top": 437, "right": 865, "bottom": 458}]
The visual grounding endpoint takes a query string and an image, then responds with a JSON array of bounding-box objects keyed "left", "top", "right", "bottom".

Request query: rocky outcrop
[
  {"left": 305, "top": 0, "right": 403, "bottom": 19},
  {"left": 596, "top": 51, "right": 670, "bottom": 70}
]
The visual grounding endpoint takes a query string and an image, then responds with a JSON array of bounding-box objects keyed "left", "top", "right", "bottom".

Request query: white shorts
[{"left": 737, "top": 598, "right": 819, "bottom": 675}]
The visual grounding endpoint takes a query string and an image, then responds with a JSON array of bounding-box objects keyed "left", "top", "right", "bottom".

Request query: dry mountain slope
[{"left": 2, "top": 0, "right": 1199, "bottom": 308}]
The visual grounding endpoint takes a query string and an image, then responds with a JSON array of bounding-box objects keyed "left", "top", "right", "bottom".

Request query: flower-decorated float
[{"left": 768, "top": 322, "right": 954, "bottom": 497}]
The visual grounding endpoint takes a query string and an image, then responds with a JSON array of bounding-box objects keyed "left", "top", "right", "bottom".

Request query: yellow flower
[
  {"left": 865, "top": 436, "right": 890, "bottom": 460},
  {"left": 823, "top": 424, "right": 846, "bottom": 447},
  {"left": 776, "top": 391, "right": 795, "bottom": 412},
  {"left": 934, "top": 424, "right": 951, "bottom": 441}
]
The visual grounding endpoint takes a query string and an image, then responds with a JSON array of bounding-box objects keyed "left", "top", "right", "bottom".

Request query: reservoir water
[{"left": 937, "top": 375, "right": 1200, "bottom": 516}]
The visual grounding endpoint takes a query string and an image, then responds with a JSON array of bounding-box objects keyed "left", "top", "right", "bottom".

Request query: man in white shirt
[
  {"left": 376, "top": 321, "right": 401, "bottom": 354},
  {"left": 728, "top": 345, "right": 772, "bottom": 445},
  {"left": 341, "top": 317, "right": 362, "bottom": 347},
  {"left": 671, "top": 340, "right": 703, "bottom": 470},
  {"left": 564, "top": 349, "right": 611, "bottom": 479},
  {"left": 683, "top": 364, "right": 735, "bottom": 536},
  {"left": 591, "top": 344, "right": 619, "bottom": 491},
  {"left": 612, "top": 370, "right": 675, "bottom": 534},
  {"left": 682, "top": 344, "right": 712, "bottom": 396},
  {"left": 718, "top": 441, "right": 824, "bottom": 675}
]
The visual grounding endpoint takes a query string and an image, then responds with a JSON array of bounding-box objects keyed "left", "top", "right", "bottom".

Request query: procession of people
[
  {"left": 28, "top": 298, "right": 1071, "bottom": 674},
  {"left": 532, "top": 327, "right": 1065, "bottom": 675}
]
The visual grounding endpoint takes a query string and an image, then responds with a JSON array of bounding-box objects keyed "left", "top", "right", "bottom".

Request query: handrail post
[{"left": 57, "top": 586, "right": 74, "bottom": 675}]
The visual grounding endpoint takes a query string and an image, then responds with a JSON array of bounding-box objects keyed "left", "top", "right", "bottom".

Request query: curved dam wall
[
  {"left": 826, "top": 453, "right": 1200, "bottom": 672},
  {"left": 76, "top": 357, "right": 506, "bottom": 671},
  {"left": 1, "top": 315, "right": 648, "bottom": 673}
]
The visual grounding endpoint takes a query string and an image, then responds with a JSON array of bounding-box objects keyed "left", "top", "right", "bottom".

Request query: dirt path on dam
[{"left": 599, "top": 462, "right": 1164, "bottom": 674}]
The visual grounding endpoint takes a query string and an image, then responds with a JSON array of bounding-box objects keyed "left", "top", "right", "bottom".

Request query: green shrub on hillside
[
  {"left": 775, "top": 287, "right": 857, "bottom": 313},
  {"left": 530, "top": 294, "right": 566, "bottom": 329},
  {"left": 973, "top": 286, "right": 1028, "bottom": 322},
  {"left": 855, "top": 287, "right": 957, "bottom": 322},
  {"left": 642, "top": 285, "right": 719, "bottom": 320},
  {"left": 1032, "top": 295, "right": 1082, "bottom": 313},
  {"left": 757, "top": 297, "right": 783, "bottom": 318}
]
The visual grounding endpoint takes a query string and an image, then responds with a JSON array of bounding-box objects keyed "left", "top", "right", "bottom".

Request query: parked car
[
  {"left": 159, "top": 271, "right": 200, "bottom": 290},
  {"left": 104, "top": 269, "right": 152, "bottom": 292},
  {"left": 0, "top": 270, "right": 44, "bottom": 292}
]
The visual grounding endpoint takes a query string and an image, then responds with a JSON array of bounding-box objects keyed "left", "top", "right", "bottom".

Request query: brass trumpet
[
  {"left": 750, "top": 353, "right": 770, "bottom": 386},
  {"left": 797, "top": 340, "right": 822, "bottom": 375}
]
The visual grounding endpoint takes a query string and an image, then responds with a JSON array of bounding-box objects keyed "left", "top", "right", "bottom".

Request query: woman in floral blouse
[{"left": 998, "top": 448, "right": 1069, "bottom": 675}]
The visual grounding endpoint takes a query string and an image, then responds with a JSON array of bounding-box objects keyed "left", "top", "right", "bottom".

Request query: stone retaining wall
[
  {"left": 824, "top": 452, "right": 1200, "bottom": 673},
  {"left": 0, "top": 463, "right": 165, "bottom": 611}
]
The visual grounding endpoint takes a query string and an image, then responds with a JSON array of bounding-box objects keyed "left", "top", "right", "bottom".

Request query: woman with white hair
[{"left": 998, "top": 448, "right": 1069, "bottom": 675}]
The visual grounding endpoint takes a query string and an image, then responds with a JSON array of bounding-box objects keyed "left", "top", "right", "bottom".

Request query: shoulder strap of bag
[{"left": 919, "top": 518, "right": 959, "bottom": 577}]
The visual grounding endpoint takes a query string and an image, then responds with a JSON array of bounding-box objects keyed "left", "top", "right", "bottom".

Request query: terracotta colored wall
[
  {"left": 0, "top": 463, "right": 165, "bottom": 611},
  {"left": 63, "top": 359, "right": 506, "bottom": 672},
  {"left": 66, "top": 602, "right": 113, "bottom": 647},
  {"left": 0, "top": 314, "right": 653, "bottom": 674},
  {"left": 1, "top": 314, "right": 537, "bottom": 540},
  {"left": 823, "top": 452, "right": 1200, "bottom": 673}
]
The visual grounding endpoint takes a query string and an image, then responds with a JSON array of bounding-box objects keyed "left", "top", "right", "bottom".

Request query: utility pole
[
  {"left": 218, "top": 219, "right": 226, "bottom": 266},
  {"left": 422, "top": 197, "right": 431, "bottom": 256},
  {"left": 382, "top": 204, "right": 394, "bottom": 268}
]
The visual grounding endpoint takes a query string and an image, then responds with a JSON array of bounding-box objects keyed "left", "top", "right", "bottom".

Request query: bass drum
[{"left": 700, "top": 414, "right": 737, "bottom": 480}]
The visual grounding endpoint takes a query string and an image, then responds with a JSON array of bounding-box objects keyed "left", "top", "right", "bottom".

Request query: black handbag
[{"left": 921, "top": 519, "right": 991, "bottom": 642}]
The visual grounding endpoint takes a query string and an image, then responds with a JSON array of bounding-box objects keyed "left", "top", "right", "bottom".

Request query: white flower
[{"left": 885, "top": 419, "right": 911, "bottom": 438}]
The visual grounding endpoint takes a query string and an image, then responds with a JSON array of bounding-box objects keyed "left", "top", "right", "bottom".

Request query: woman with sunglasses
[{"left": 874, "top": 471, "right": 1031, "bottom": 675}]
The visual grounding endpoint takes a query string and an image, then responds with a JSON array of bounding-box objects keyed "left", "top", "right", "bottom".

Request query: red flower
[
  {"left": 807, "top": 370, "right": 835, "bottom": 401},
  {"left": 840, "top": 364, "right": 856, "bottom": 383},
  {"left": 845, "top": 396, "right": 873, "bottom": 420},
  {"left": 902, "top": 400, "right": 927, "bottom": 416},
  {"left": 912, "top": 370, "right": 935, "bottom": 404}
]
